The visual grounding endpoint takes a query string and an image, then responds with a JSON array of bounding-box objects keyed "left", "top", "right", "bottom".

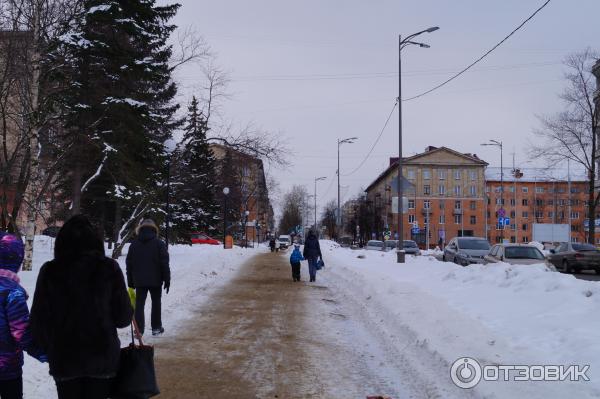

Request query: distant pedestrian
[
  {"left": 303, "top": 231, "right": 323, "bottom": 283},
  {"left": 0, "top": 233, "right": 46, "bottom": 399},
  {"left": 289, "top": 244, "right": 304, "bottom": 282},
  {"left": 126, "top": 219, "right": 170, "bottom": 336},
  {"left": 30, "top": 215, "right": 133, "bottom": 399}
]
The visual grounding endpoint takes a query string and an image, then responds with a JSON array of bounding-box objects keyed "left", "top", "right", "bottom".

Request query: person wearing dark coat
[
  {"left": 126, "top": 219, "right": 170, "bottom": 336},
  {"left": 302, "top": 231, "right": 323, "bottom": 282},
  {"left": 29, "top": 215, "right": 133, "bottom": 399}
]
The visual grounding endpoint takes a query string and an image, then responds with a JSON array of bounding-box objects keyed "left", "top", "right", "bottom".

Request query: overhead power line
[
  {"left": 403, "top": 0, "right": 552, "bottom": 102},
  {"left": 342, "top": 100, "right": 398, "bottom": 177}
]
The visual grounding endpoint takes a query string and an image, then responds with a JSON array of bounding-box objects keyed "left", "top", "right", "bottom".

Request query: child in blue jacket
[
  {"left": 289, "top": 243, "right": 304, "bottom": 282},
  {"left": 0, "top": 233, "right": 45, "bottom": 398}
]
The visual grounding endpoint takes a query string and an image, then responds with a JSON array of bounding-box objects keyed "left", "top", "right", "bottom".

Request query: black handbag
[{"left": 112, "top": 320, "right": 160, "bottom": 399}]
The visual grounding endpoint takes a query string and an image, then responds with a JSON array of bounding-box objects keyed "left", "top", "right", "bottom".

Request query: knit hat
[
  {"left": 0, "top": 233, "right": 25, "bottom": 273},
  {"left": 136, "top": 219, "right": 159, "bottom": 235}
]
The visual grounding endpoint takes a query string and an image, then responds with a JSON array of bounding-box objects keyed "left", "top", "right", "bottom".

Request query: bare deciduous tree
[{"left": 531, "top": 48, "right": 599, "bottom": 243}]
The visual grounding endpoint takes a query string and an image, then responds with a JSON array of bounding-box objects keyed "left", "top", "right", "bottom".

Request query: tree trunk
[{"left": 71, "top": 163, "right": 82, "bottom": 215}]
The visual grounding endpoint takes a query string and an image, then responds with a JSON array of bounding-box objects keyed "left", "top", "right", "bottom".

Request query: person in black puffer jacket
[
  {"left": 126, "top": 219, "right": 170, "bottom": 336},
  {"left": 30, "top": 215, "right": 133, "bottom": 399},
  {"left": 302, "top": 231, "right": 323, "bottom": 282}
]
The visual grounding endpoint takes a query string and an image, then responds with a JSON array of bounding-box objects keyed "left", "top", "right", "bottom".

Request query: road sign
[
  {"left": 384, "top": 231, "right": 391, "bottom": 240},
  {"left": 504, "top": 218, "right": 510, "bottom": 226},
  {"left": 498, "top": 217, "right": 504, "bottom": 226},
  {"left": 498, "top": 208, "right": 506, "bottom": 218},
  {"left": 411, "top": 227, "right": 420, "bottom": 234}
]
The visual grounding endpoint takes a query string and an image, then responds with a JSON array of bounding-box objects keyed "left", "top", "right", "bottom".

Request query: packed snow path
[{"left": 153, "top": 250, "right": 471, "bottom": 398}]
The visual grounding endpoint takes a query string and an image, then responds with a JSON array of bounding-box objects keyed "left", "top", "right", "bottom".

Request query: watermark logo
[
  {"left": 450, "top": 357, "right": 482, "bottom": 388},
  {"left": 450, "top": 357, "right": 590, "bottom": 389}
]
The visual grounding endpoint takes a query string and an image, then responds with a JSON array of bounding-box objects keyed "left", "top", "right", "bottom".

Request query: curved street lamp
[
  {"left": 338, "top": 137, "right": 358, "bottom": 235},
  {"left": 397, "top": 26, "right": 439, "bottom": 262},
  {"left": 222, "top": 187, "right": 230, "bottom": 249}
]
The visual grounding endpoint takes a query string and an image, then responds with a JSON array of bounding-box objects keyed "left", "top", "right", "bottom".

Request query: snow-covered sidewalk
[
  {"left": 20, "top": 236, "right": 260, "bottom": 398},
  {"left": 322, "top": 240, "right": 600, "bottom": 398}
]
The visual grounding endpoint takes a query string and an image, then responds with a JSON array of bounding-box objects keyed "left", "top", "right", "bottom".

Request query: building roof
[
  {"left": 485, "top": 167, "right": 589, "bottom": 183},
  {"left": 365, "top": 146, "right": 487, "bottom": 192}
]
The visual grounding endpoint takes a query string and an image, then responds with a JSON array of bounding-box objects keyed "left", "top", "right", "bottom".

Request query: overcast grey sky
[{"left": 167, "top": 0, "right": 599, "bottom": 218}]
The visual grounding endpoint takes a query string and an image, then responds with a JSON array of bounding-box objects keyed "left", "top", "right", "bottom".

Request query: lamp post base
[{"left": 396, "top": 250, "right": 406, "bottom": 263}]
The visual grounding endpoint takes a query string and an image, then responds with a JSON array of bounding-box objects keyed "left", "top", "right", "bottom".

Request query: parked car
[
  {"left": 278, "top": 235, "right": 291, "bottom": 249},
  {"left": 365, "top": 240, "right": 384, "bottom": 251},
  {"left": 190, "top": 232, "right": 220, "bottom": 245},
  {"left": 547, "top": 242, "right": 600, "bottom": 273},
  {"left": 484, "top": 244, "right": 548, "bottom": 266},
  {"left": 384, "top": 240, "right": 398, "bottom": 250},
  {"left": 443, "top": 237, "right": 490, "bottom": 266},
  {"left": 339, "top": 236, "right": 353, "bottom": 248},
  {"left": 400, "top": 240, "right": 421, "bottom": 255}
]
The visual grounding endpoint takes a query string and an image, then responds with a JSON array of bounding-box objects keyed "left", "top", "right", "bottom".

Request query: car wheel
[{"left": 562, "top": 260, "right": 573, "bottom": 274}]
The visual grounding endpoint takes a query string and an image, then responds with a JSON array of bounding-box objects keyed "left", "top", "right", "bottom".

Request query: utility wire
[
  {"left": 342, "top": 100, "right": 398, "bottom": 177},
  {"left": 403, "top": 0, "right": 551, "bottom": 102}
]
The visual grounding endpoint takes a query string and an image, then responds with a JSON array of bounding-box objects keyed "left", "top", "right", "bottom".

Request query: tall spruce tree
[
  {"left": 51, "top": 0, "right": 181, "bottom": 248},
  {"left": 170, "top": 96, "right": 220, "bottom": 240}
]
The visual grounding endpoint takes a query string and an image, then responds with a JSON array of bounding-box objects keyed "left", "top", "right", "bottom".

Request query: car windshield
[
  {"left": 368, "top": 241, "right": 383, "bottom": 247},
  {"left": 572, "top": 243, "right": 597, "bottom": 251},
  {"left": 279, "top": 238, "right": 289, "bottom": 242},
  {"left": 458, "top": 239, "right": 490, "bottom": 250},
  {"left": 505, "top": 247, "right": 545, "bottom": 260},
  {"left": 403, "top": 241, "right": 417, "bottom": 248}
]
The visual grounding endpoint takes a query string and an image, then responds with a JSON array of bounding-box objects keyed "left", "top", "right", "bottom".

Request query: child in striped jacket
[{"left": 0, "top": 233, "right": 45, "bottom": 398}]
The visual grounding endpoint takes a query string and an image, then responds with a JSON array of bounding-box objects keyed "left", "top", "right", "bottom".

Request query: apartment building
[
  {"left": 365, "top": 146, "right": 488, "bottom": 246},
  {"left": 485, "top": 167, "right": 596, "bottom": 244}
]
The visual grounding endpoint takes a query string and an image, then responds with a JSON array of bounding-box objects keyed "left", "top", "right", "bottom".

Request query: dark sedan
[{"left": 547, "top": 242, "right": 600, "bottom": 273}]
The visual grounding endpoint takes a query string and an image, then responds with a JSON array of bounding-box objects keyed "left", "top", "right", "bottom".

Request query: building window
[
  {"left": 439, "top": 200, "right": 445, "bottom": 210},
  {"left": 522, "top": 187, "right": 529, "bottom": 193},
  {"left": 536, "top": 199, "right": 543, "bottom": 206},
  {"left": 510, "top": 211, "right": 515, "bottom": 218},
  {"left": 470, "top": 215, "right": 476, "bottom": 225},
  {"left": 547, "top": 199, "right": 554, "bottom": 206},
  {"left": 522, "top": 211, "right": 528, "bottom": 218},
  {"left": 439, "top": 214, "right": 445, "bottom": 224},
  {"left": 571, "top": 212, "right": 580, "bottom": 219},
  {"left": 496, "top": 236, "right": 502, "bottom": 243},
  {"left": 522, "top": 224, "right": 528, "bottom": 231},
  {"left": 535, "top": 211, "right": 543, "bottom": 218},
  {"left": 522, "top": 199, "right": 528, "bottom": 206},
  {"left": 535, "top": 187, "right": 544, "bottom": 193},
  {"left": 454, "top": 214, "right": 462, "bottom": 224},
  {"left": 496, "top": 198, "right": 504, "bottom": 205},
  {"left": 408, "top": 214, "right": 415, "bottom": 223},
  {"left": 548, "top": 212, "right": 554, "bottom": 218},
  {"left": 469, "top": 186, "right": 477, "bottom": 196},
  {"left": 454, "top": 170, "right": 462, "bottom": 180},
  {"left": 469, "top": 201, "right": 476, "bottom": 210},
  {"left": 487, "top": 211, "right": 491, "bottom": 218},
  {"left": 510, "top": 198, "right": 516, "bottom": 206},
  {"left": 522, "top": 236, "right": 529, "bottom": 243},
  {"left": 424, "top": 185, "right": 431, "bottom": 195},
  {"left": 423, "top": 169, "right": 431, "bottom": 180},
  {"left": 454, "top": 200, "right": 461, "bottom": 210},
  {"left": 408, "top": 199, "right": 415, "bottom": 209},
  {"left": 454, "top": 186, "right": 461, "bottom": 196},
  {"left": 485, "top": 186, "right": 491, "bottom": 192},
  {"left": 424, "top": 200, "right": 431, "bottom": 209},
  {"left": 510, "top": 236, "right": 516, "bottom": 243},
  {"left": 438, "top": 170, "right": 447, "bottom": 180},
  {"left": 469, "top": 171, "right": 477, "bottom": 181},
  {"left": 407, "top": 169, "right": 416, "bottom": 180},
  {"left": 438, "top": 185, "right": 445, "bottom": 196}
]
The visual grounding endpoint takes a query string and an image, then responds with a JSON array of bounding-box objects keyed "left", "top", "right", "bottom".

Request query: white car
[
  {"left": 365, "top": 240, "right": 384, "bottom": 251},
  {"left": 278, "top": 235, "right": 291, "bottom": 249}
]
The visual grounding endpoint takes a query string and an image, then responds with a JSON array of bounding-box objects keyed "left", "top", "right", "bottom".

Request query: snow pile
[
  {"left": 21, "top": 236, "right": 256, "bottom": 398},
  {"left": 322, "top": 242, "right": 600, "bottom": 398}
]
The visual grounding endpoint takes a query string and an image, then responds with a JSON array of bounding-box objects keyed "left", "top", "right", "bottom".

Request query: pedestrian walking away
[
  {"left": 289, "top": 243, "right": 304, "bottom": 282},
  {"left": 302, "top": 230, "right": 323, "bottom": 282},
  {"left": 0, "top": 233, "right": 46, "bottom": 399},
  {"left": 126, "top": 219, "right": 171, "bottom": 336},
  {"left": 29, "top": 215, "right": 133, "bottom": 399}
]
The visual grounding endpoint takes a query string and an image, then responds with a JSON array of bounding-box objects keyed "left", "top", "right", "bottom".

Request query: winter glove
[
  {"left": 128, "top": 288, "right": 136, "bottom": 309},
  {"left": 164, "top": 280, "right": 170, "bottom": 294}
]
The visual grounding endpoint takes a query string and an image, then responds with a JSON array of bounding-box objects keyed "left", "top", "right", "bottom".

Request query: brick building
[
  {"left": 365, "top": 146, "right": 488, "bottom": 246},
  {"left": 485, "top": 167, "right": 595, "bottom": 244}
]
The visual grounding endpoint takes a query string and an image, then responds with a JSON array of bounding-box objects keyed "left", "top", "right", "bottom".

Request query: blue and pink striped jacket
[{"left": 0, "top": 232, "right": 44, "bottom": 380}]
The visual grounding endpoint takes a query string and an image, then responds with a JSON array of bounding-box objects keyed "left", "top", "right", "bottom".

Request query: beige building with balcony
[{"left": 365, "top": 146, "right": 488, "bottom": 247}]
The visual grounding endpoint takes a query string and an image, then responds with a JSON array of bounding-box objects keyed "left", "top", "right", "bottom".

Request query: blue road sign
[
  {"left": 498, "top": 217, "right": 504, "bottom": 226},
  {"left": 504, "top": 218, "right": 510, "bottom": 226},
  {"left": 411, "top": 227, "right": 420, "bottom": 234}
]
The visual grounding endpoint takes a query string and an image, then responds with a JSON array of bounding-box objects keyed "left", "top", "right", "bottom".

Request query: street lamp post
[
  {"left": 337, "top": 137, "right": 357, "bottom": 238},
  {"left": 244, "top": 210, "right": 250, "bottom": 248},
  {"left": 315, "top": 176, "right": 327, "bottom": 236},
  {"left": 481, "top": 140, "right": 504, "bottom": 241},
  {"left": 397, "top": 26, "right": 439, "bottom": 262},
  {"left": 223, "top": 187, "right": 230, "bottom": 249},
  {"left": 165, "top": 156, "right": 171, "bottom": 248}
]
